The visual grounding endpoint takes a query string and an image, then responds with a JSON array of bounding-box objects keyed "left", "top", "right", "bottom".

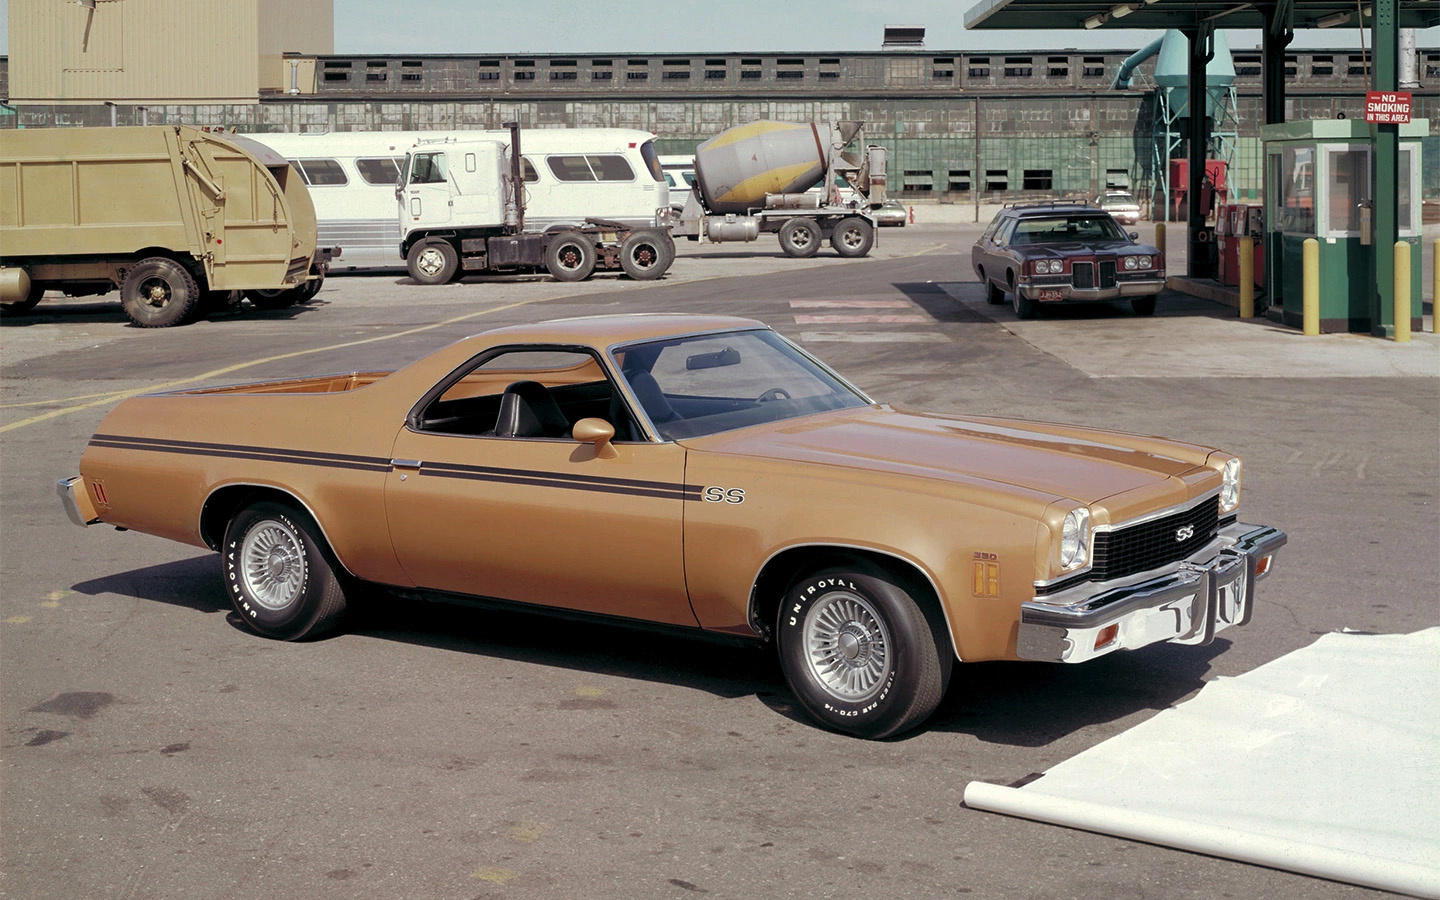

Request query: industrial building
[{"left": 2, "top": 2, "right": 1436, "bottom": 215}]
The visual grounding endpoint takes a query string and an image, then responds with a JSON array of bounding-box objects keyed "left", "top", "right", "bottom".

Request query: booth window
[
  {"left": 1324, "top": 147, "right": 1369, "bottom": 237},
  {"left": 1277, "top": 147, "right": 1313, "bottom": 236}
]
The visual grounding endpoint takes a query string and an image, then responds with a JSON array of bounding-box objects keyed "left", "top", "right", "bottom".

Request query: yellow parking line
[{"left": 0, "top": 298, "right": 543, "bottom": 434}]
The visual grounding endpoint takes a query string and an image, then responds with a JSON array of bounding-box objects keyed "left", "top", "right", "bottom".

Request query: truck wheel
[
  {"left": 223, "top": 501, "right": 348, "bottom": 641},
  {"left": 777, "top": 562, "right": 951, "bottom": 739},
  {"left": 544, "top": 234, "right": 597, "bottom": 282},
  {"left": 407, "top": 239, "right": 459, "bottom": 285},
  {"left": 299, "top": 267, "right": 325, "bottom": 301},
  {"left": 120, "top": 257, "right": 199, "bottom": 328},
  {"left": 778, "top": 218, "right": 822, "bottom": 258},
  {"left": 831, "top": 217, "right": 875, "bottom": 258},
  {"left": 245, "top": 287, "right": 302, "bottom": 309},
  {"left": 619, "top": 230, "right": 674, "bottom": 280},
  {"left": 1132, "top": 296, "right": 1157, "bottom": 316}
]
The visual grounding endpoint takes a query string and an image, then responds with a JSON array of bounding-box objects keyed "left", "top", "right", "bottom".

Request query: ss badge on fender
[{"left": 703, "top": 486, "right": 746, "bottom": 504}]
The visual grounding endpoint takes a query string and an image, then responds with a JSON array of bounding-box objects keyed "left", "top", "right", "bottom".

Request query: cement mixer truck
[{"left": 671, "top": 120, "right": 887, "bottom": 258}]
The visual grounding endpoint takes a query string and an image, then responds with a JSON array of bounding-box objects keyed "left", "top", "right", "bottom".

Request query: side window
[
  {"left": 355, "top": 157, "right": 401, "bottom": 185},
  {"left": 587, "top": 154, "right": 635, "bottom": 181},
  {"left": 409, "top": 152, "right": 448, "bottom": 185},
  {"left": 520, "top": 157, "right": 540, "bottom": 182},
  {"left": 547, "top": 155, "right": 596, "bottom": 182},
  {"left": 296, "top": 158, "right": 348, "bottom": 186},
  {"left": 288, "top": 160, "right": 310, "bottom": 185},
  {"left": 414, "top": 348, "right": 640, "bottom": 441}
]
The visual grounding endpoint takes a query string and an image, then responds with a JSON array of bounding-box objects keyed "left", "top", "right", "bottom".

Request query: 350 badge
[{"left": 703, "top": 486, "right": 746, "bottom": 504}]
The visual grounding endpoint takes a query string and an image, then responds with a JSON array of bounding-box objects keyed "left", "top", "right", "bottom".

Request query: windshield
[
  {"left": 611, "top": 329, "right": 869, "bottom": 440},
  {"left": 639, "top": 139, "right": 665, "bottom": 181},
  {"left": 1013, "top": 216, "right": 1127, "bottom": 244}
]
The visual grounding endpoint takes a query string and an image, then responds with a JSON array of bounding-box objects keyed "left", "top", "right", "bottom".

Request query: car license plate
[{"left": 1039, "top": 289, "right": 1064, "bottom": 302}]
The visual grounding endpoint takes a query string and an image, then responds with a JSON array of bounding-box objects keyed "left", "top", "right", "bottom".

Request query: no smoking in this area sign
[{"left": 1365, "top": 91, "right": 1412, "bottom": 124}]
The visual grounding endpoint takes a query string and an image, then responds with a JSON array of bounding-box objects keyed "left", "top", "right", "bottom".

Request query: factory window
[
  {"left": 777, "top": 58, "right": 805, "bottom": 80},
  {"left": 551, "top": 59, "right": 578, "bottom": 81},
  {"left": 546, "top": 155, "right": 635, "bottom": 182},
  {"left": 366, "top": 61, "right": 387, "bottom": 83},
  {"left": 591, "top": 60, "right": 613, "bottom": 81},
  {"left": 740, "top": 58, "right": 762, "bottom": 80},
  {"left": 400, "top": 60, "right": 423, "bottom": 83},
  {"left": 626, "top": 60, "right": 649, "bottom": 81},
  {"left": 902, "top": 169, "right": 934, "bottom": 193},
  {"left": 1047, "top": 56, "right": 1068, "bottom": 78},
  {"left": 1082, "top": 57, "right": 1106, "bottom": 78},
  {"left": 705, "top": 58, "right": 727, "bottom": 80},
  {"left": 1347, "top": 56, "right": 1369, "bottom": 76},
  {"left": 323, "top": 61, "right": 352, "bottom": 83},
  {"left": 819, "top": 58, "right": 840, "bottom": 80},
  {"left": 1284, "top": 57, "right": 1298, "bottom": 77},
  {"left": 514, "top": 60, "right": 536, "bottom": 82},
  {"left": 948, "top": 169, "right": 972, "bottom": 192},
  {"left": 1234, "top": 56, "right": 1261, "bottom": 77},
  {"left": 295, "top": 159, "right": 348, "bottom": 186},
  {"left": 933, "top": 57, "right": 955, "bottom": 80},
  {"left": 1022, "top": 169, "right": 1053, "bottom": 191},
  {"left": 968, "top": 57, "right": 991, "bottom": 78},
  {"left": 985, "top": 169, "right": 1009, "bottom": 191},
  {"left": 356, "top": 158, "right": 403, "bottom": 186},
  {"left": 477, "top": 60, "right": 500, "bottom": 82},
  {"left": 1003, "top": 57, "right": 1033, "bottom": 78},
  {"left": 1428, "top": 57, "right": 1440, "bottom": 78},
  {"left": 1310, "top": 55, "right": 1333, "bottom": 77},
  {"left": 663, "top": 59, "right": 691, "bottom": 81}
]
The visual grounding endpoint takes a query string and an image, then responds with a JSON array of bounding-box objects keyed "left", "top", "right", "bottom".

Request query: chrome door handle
[{"left": 391, "top": 459, "right": 423, "bottom": 469}]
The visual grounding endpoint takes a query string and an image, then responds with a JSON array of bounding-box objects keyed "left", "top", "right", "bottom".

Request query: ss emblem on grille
[{"left": 1175, "top": 525, "right": 1195, "bottom": 542}]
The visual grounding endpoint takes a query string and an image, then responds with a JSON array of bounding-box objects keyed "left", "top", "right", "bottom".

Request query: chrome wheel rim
[
  {"left": 627, "top": 242, "right": 658, "bottom": 269},
  {"left": 839, "top": 226, "right": 865, "bottom": 251},
  {"left": 803, "top": 590, "right": 891, "bottom": 702},
  {"left": 790, "top": 228, "right": 814, "bottom": 249},
  {"left": 555, "top": 242, "right": 586, "bottom": 271},
  {"left": 240, "top": 518, "right": 306, "bottom": 611},
  {"left": 416, "top": 246, "right": 446, "bottom": 278}
]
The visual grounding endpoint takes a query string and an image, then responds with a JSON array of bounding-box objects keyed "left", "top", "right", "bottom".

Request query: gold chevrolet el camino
[{"left": 60, "top": 315, "right": 1285, "bottom": 738}]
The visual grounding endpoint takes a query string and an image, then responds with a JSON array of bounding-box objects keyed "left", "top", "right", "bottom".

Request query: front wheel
[
  {"left": 830, "top": 217, "right": 874, "bottom": 258},
  {"left": 407, "top": 239, "right": 459, "bottom": 285},
  {"left": 1011, "top": 280, "right": 1036, "bottom": 319},
  {"left": 778, "top": 218, "right": 822, "bottom": 258},
  {"left": 777, "top": 563, "right": 951, "bottom": 739},
  {"left": 619, "top": 230, "right": 674, "bottom": 280},
  {"left": 223, "top": 501, "right": 349, "bottom": 641},
  {"left": 545, "top": 233, "right": 597, "bottom": 282},
  {"left": 120, "top": 257, "right": 199, "bottom": 327}
]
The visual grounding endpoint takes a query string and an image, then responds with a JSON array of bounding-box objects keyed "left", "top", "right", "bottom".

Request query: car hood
[{"left": 683, "top": 406, "right": 1214, "bottom": 507}]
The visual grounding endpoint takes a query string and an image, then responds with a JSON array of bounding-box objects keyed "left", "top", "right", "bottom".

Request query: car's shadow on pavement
[{"left": 72, "top": 555, "right": 1228, "bottom": 743}]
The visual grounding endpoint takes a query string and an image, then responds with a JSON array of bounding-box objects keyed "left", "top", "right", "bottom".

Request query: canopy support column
[
  {"left": 1371, "top": 0, "right": 1400, "bottom": 336},
  {"left": 1183, "top": 24, "right": 1216, "bottom": 279}
]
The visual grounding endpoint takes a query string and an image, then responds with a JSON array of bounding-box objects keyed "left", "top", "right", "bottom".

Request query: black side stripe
[{"left": 88, "top": 434, "right": 704, "bottom": 500}]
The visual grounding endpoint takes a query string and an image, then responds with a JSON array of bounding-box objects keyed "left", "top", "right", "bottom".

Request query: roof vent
[{"left": 882, "top": 25, "right": 926, "bottom": 49}]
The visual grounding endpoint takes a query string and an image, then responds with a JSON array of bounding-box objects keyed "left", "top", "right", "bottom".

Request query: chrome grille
[
  {"left": 1090, "top": 496, "right": 1220, "bottom": 581},
  {"left": 1071, "top": 261, "right": 1094, "bottom": 289}
]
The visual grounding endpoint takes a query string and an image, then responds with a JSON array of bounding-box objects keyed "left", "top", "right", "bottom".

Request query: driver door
[
  {"left": 382, "top": 347, "right": 696, "bottom": 627},
  {"left": 403, "top": 150, "right": 452, "bottom": 226}
]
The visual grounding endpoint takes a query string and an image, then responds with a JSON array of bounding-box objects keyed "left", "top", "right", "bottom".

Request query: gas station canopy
[{"left": 964, "top": 0, "right": 1440, "bottom": 31}]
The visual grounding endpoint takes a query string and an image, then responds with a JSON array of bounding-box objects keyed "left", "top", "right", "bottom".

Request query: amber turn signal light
[{"left": 1094, "top": 623, "right": 1119, "bottom": 650}]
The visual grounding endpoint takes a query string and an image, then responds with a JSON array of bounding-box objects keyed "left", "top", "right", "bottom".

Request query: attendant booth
[{"left": 1263, "top": 119, "right": 1425, "bottom": 333}]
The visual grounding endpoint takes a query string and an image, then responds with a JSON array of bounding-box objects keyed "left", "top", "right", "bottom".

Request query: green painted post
[{"left": 1370, "top": 0, "right": 1399, "bottom": 337}]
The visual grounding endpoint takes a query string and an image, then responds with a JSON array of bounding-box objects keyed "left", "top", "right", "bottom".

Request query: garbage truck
[
  {"left": 397, "top": 123, "right": 674, "bottom": 284},
  {"left": 670, "top": 120, "right": 887, "bottom": 258},
  {"left": 0, "top": 125, "right": 330, "bottom": 327}
]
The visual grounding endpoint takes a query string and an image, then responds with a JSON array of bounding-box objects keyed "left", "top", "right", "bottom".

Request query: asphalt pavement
[{"left": 2, "top": 224, "right": 1437, "bottom": 900}]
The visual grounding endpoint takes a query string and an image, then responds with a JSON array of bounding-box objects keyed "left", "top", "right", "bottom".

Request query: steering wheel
[{"left": 756, "top": 387, "right": 792, "bottom": 402}]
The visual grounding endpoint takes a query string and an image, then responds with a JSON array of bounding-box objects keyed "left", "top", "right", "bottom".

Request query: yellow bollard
[
  {"left": 1155, "top": 222, "right": 1166, "bottom": 259},
  {"left": 1302, "top": 238, "right": 1320, "bottom": 335},
  {"left": 1394, "top": 241, "right": 1410, "bottom": 343},
  {"left": 1238, "top": 235, "right": 1254, "bottom": 318}
]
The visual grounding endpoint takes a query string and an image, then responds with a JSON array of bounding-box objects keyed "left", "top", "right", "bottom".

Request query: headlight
[
  {"left": 1060, "top": 507, "right": 1091, "bottom": 569},
  {"left": 1124, "top": 256, "right": 1138, "bottom": 270},
  {"left": 1137, "top": 256, "right": 1153, "bottom": 269},
  {"left": 1048, "top": 259, "right": 1063, "bottom": 273},
  {"left": 1220, "top": 457, "right": 1241, "bottom": 512}
]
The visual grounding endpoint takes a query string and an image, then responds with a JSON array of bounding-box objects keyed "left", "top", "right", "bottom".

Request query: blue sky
[{"left": 0, "top": 0, "right": 1428, "bottom": 55}]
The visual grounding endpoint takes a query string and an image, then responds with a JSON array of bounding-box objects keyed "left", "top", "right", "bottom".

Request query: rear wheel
[
  {"left": 223, "top": 501, "right": 348, "bottom": 641},
  {"left": 619, "top": 230, "right": 674, "bottom": 280},
  {"left": 778, "top": 218, "right": 822, "bottom": 258},
  {"left": 984, "top": 273, "right": 1005, "bottom": 305},
  {"left": 777, "top": 562, "right": 951, "bottom": 739},
  {"left": 120, "top": 257, "right": 199, "bottom": 327},
  {"left": 1131, "top": 296, "right": 1157, "bottom": 316},
  {"left": 831, "top": 217, "right": 875, "bottom": 258},
  {"left": 407, "top": 239, "right": 459, "bottom": 285},
  {"left": 545, "top": 233, "right": 597, "bottom": 282},
  {"left": 245, "top": 287, "right": 302, "bottom": 309}
]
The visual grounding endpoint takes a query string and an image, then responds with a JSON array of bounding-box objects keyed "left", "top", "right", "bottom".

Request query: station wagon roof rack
[{"left": 1003, "top": 199, "right": 1097, "bottom": 210}]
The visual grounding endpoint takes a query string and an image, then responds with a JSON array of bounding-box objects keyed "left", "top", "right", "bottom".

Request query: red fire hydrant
[{"left": 908, "top": 205, "right": 915, "bottom": 225}]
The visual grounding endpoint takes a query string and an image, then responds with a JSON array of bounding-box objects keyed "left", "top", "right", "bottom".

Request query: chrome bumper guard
[
  {"left": 1020, "top": 279, "right": 1165, "bottom": 301},
  {"left": 57, "top": 475, "right": 98, "bottom": 527},
  {"left": 1017, "top": 522, "right": 1287, "bottom": 663}
]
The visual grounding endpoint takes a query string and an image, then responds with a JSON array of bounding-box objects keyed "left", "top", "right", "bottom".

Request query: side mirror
[
  {"left": 572, "top": 417, "right": 617, "bottom": 459},
  {"left": 1128, "top": 231, "right": 1139, "bottom": 241}
]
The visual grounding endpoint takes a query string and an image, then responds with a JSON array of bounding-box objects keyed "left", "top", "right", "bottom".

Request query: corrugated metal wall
[
  {"left": 8, "top": 0, "right": 330, "bottom": 104},
  {"left": 256, "top": 0, "right": 332, "bottom": 92}
]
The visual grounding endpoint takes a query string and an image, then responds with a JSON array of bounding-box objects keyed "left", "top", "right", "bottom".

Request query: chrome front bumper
[
  {"left": 58, "top": 475, "right": 100, "bottom": 527},
  {"left": 1019, "top": 278, "right": 1165, "bottom": 301},
  {"left": 1016, "top": 522, "right": 1287, "bottom": 663}
]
